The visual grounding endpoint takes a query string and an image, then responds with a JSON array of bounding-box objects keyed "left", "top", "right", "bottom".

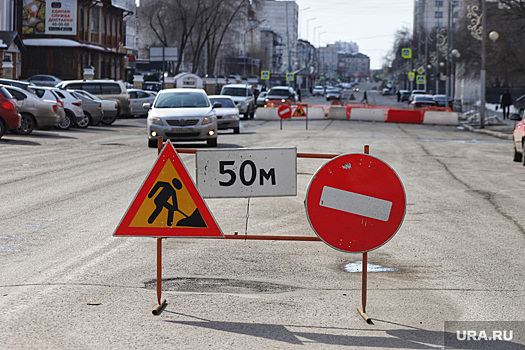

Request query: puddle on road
[{"left": 344, "top": 261, "right": 399, "bottom": 273}]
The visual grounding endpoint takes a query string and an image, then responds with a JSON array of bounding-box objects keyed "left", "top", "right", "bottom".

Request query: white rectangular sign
[
  {"left": 196, "top": 148, "right": 297, "bottom": 198},
  {"left": 46, "top": 0, "right": 77, "bottom": 35},
  {"left": 320, "top": 186, "right": 392, "bottom": 222}
]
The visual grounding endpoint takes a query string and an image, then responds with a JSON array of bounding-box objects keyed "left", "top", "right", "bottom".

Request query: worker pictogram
[
  {"left": 114, "top": 140, "right": 223, "bottom": 237},
  {"left": 293, "top": 105, "right": 307, "bottom": 117}
]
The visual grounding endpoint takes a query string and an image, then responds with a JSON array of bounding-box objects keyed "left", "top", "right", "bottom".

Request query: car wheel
[
  {"left": 16, "top": 113, "right": 36, "bottom": 135},
  {"left": 148, "top": 138, "right": 159, "bottom": 148},
  {"left": 101, "top": 114, "right": 117, "bottom": 125},
  {"left": 206, "top": 138, "right": 217, "bottom": 147},
  {"left": 233, "top": 127, "right": 240, "bottom": 134},
  {"left": 522, "top": 140, "right": 525, "bottom": 166},
  {"left": 57, "top": 112, "right": 73, "bottom": 130},
  {"left": 513, "top": 139, "right": 523, "bottom": 162},
  {"left": 0, "top": 119, "right": 6, "bottom": 139},
  {"left": 76, "top": 112, "right": 90, "bottom": 128}
]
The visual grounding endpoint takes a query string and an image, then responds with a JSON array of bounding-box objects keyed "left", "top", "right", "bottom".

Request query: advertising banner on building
[{"left": 22, "top": 0, "right": 77, "bottom": 36}]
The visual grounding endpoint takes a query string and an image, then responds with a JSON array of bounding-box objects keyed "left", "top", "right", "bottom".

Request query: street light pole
[
  {"left": 480, "top": 0, "right": 487, "bottom": 128},
  {"left": 306, "top": 18, "right": 316, "bottom": 43}
]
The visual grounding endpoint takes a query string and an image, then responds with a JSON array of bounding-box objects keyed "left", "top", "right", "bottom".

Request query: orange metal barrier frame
[{"left": 152, "top": 138, "right": 371, "bottom": 323}]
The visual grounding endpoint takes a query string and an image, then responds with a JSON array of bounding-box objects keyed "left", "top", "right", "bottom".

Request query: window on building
[
  {"left": 435, "top": 11, "right": 443, "bottom": 18},
  {"left": 435, "top": 1, "right": 443, "bottom": 7},
  {"left": 91, "top": 7, "right": 100, "bottom": 32}
]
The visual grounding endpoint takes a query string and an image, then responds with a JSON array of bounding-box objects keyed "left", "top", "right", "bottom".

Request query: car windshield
[
  {"left": 209, "top": 97, "right": 235, "bottom": 108},
  {"left": 222, "top": 87, "right": 249, "bottom": 96},
  {"left": 268, "top": 89, "right": 290, "bottom": 98},
  {"left": 154, "top": 92, "right": 210, "bottom": 108}
]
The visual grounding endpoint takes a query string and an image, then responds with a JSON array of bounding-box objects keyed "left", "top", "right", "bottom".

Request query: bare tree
[{"left": 139, "top": 0, "right": 251, "bottom": 75}]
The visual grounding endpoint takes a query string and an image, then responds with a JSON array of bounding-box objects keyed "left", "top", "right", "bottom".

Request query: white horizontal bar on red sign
[{"left": 319, "top": 186, "right": 392, "bottom": 222}]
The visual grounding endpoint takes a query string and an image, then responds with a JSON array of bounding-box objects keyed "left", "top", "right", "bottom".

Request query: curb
[{"left": 462, "top": 124, "right": 513, "bottom": 140}]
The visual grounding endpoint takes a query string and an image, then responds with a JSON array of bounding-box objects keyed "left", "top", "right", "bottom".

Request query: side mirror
[
  {"left": 143, "top": 103, "right": 151, "bottom": 110},
  {"left": 212, "top": 102, "right": 222, "bottom": 109},
  {"left": 510, "top": 113, "right": 521, "bottom": 121}
]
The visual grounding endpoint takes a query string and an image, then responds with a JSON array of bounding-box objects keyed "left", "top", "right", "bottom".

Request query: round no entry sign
[
  {"left": 277, "top": 105, "right": 292, "bottom": 119},
  {"left": 305, "top": 153, "right": 406, "bottom": 253}
]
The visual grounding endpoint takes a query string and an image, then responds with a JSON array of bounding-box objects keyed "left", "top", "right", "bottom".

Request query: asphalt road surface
[{"left": 1, "top": 114, "right": 524, "bottom": 349}]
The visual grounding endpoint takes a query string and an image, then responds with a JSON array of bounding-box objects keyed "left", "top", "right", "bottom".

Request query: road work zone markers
[
  {"left": 305, "top": 147, "right": 406, "bottom": 323},
  {"left": 113, "top": 140, "right": 223, "bottom": 238}
]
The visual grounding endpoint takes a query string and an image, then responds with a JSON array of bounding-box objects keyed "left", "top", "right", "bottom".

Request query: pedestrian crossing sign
[
  {"left": 286, "top": 73, "right": 294, "bottom": 81},
  {"left": 261, "top": 71, "right": 270, "bottom": 80},
  {"left": 113, "top": 140, "right": 223, "bottom": 238}
]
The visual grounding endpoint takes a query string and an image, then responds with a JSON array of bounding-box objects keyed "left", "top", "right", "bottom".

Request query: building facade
[
  {"left": 18, "top": 0, "right": 135, "bottom": 80},
  {"left": 255, "top": 0, "right": 298, "bottom": 74},
  {"left": 0, "top": 0, "right": 24, "bottom": 79}
]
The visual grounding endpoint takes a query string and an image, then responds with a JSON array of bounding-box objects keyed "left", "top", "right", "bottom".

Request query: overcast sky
[{"left": 294, "top": 0, "right": 414, "bottom": 69}]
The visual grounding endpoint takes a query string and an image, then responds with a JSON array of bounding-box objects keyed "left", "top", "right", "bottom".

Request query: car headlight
[
  {"left": 202, "top": 115, "right": 216, "bottom": 125},
  {"left": 149, "top": 117, "right": 163, "bottom": 126}
]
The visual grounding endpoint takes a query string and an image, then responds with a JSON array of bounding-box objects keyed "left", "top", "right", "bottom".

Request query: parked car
[
  {"left": 0, "top": 85, "right": 21, "bottom": 139},
  {"left": 29, "top": 87, "right": 67, "bottom": 128},
  {"left": 27, "top": 74, "right": 63, "bottom": 87},
  {"left": 69, "top": 90, "right": 104, "bottom": 126},
  {"left": 399, "top": 90, "right": 411, "bottom": 102},
  {"left": 128, "top": 89, "right": 156, "bottom": 117},
  {"left": 408, "top": 90, "right": 427, "bottom": 104},
  {"left": 142, "top": 82, "right": 162, "bottom": 92},
  {"left": 0, "top": 78, "right": 37, "bottom": 92},
  {"left": 4, "top": 85, "right": 63, "bottom": 134},
  {"left": 410, "top": 94, "right": 436, "bottom": 108},
  {"left": 220, "top": 84, "right": 256, "bottom": 119},
  {"left": 33, "top": 87, "right": 86, "bottom": 129},
  {"left": 56, "top": 80, "right": 131, "bottom": 118},
  {"left": 433, "top": 94, "right": 452, "bottom": 107},
  {"left": 511, "top": 113, "right": 525, "bottom": 164},
  {"left": 265, "top": 86, "right": 298, "bottom": 104},
  {"left": 145, "top": 88, "right": 219, "bottom": 148},
  {"left": 72, "top": 89, "right": 119, "bottom": 125},
  {"left": 312, "top": 86, "right": 324, "bottom": 96},
  {"left": 382, "top": 88, "right": 392, "bottom": 96},
  {"left": 208, "top": 95, "right": 240, "bottom": 134},
  {"left": 256, "top": 91, "right": 268, "bottom": 107}
]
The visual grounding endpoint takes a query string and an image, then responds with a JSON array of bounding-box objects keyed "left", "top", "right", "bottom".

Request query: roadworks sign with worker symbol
[{"left": 113, "top": 140, "right": 223, "bottom": 238}]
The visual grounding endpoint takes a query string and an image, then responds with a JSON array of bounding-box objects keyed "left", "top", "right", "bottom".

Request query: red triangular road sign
[
  {"left": 293, "top": 104, "right": 307, "bottom": 117},
  {"left": 114, "top": 141, "right": 223, "bottom": 238}
]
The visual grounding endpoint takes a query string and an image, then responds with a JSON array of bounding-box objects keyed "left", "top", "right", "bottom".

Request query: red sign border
[
  {"left": 113, "top": 141, "right": 223, "bottom": 238},
  {"left": 305, "top": 153, "right": 406, "bottom": 253}
]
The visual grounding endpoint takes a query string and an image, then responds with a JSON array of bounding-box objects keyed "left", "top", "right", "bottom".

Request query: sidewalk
[{"left": 460, "top": 108, "right": 516, "bottom": 140}]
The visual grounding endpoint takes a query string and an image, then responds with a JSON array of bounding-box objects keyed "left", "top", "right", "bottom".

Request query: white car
[
  {"left": 312, "top": 86, "right": 324, "bottom": 96},
  {"left": 208, "top": 95, "right": 240, "bottom": 134},
  {"left": 146, "top": 88, "right": 218, "bottom": 148},
  {"left": 128, "top": 89, "right": 156, "bottom": 117},
  {"left": 33, "top": 87, "right": 86, "bottom": 129}
]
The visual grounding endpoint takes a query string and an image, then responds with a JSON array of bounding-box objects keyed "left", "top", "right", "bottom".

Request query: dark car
[
  {"left": 265, "top": 86, "right": 298, "bottom": 104},
  {"left": 0, "top": 85, "right": 21, "bottom": 139},
  {"left": 433, "top": 94, "right": 452, "bottom": 107},
  {"left": 399, "top": 90, "right": 411, "bottom": 102}
]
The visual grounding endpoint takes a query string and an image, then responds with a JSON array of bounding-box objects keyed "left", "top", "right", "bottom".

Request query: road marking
[{"left": 319, "top": 186, "right": 392, "bottom": 221}]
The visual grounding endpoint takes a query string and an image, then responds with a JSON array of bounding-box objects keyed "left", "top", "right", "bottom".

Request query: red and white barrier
[{"left": 422, "top": 111, "right": 458, "bottom": 125}]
